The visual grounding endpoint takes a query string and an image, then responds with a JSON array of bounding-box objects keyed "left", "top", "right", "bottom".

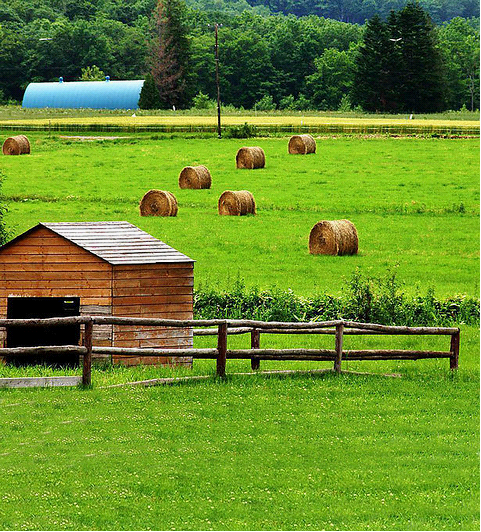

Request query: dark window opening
[{"left": 6, "top": 297, "right": 80, "bottom": 367}]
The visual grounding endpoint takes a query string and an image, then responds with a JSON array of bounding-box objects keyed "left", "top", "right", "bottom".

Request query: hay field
[
  {"left": 1, "top": 132, "right": 478, "bottom": 298},
  {"left": 0, "top": 131, "right": 479, "bottom": 531},
  {"left": 0, "top": 113, "right": 479, "bottom": 135}
]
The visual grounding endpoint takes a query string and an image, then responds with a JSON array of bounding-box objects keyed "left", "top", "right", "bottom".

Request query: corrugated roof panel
[
  {"left": 22, "top": 80, "right": 144, "bottom": 110},
  {"left": 40, "top": 222, "right": 194, "bottom": 265}
]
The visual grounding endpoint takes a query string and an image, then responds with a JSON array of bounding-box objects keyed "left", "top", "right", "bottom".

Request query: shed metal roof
[
  {"left": 1, "top": 222, "right": 194, "bottom": 265},
  {"left": 22, "top": 80, "right": 144, "bottom": 110}
]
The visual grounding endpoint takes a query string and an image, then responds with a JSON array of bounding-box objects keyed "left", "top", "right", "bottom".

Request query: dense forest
[{"left": 0, "top": 0, "right": 479, "bottom": 111}]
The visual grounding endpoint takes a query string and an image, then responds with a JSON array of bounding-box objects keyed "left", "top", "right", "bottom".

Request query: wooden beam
[
  {"left": 82, "top": 319, "right": 93, "bottom": 386},
  {"left": 334, "top": 323, "right": 344, "bottom": 373},
  {"left": 450, "top": 330, "right": 460, "bottom": 370},
  {"left": 217, "top": 322, "right": 227, "bottom": 377},
  {"left": 251, "top": 328, "right": 260, "bottom": 370},
  {"left": 0, "top": 376, "right": 82, "bottom": 388}
]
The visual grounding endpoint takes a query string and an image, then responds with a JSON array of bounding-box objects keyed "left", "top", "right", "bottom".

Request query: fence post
[
  {"left": 82, "top": 318, "right": 93, "bottom": 386},
  {"left": 334, "top": 323, "right": 344, "bottom": 373},
  {"left": 450, "top": 329, "right": 460, "bottom": 370},
  {"left": 217, "top": 322, "right": 227, "bottom": 377},
  {"left": 251, "top": 328, "right": 260, "bottom": 370}
]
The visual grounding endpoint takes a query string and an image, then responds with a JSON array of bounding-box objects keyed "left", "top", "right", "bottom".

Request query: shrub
[
  {"left": 255, "top": 94, "right": 276, "bottom": 111},
  {"left": 194, "top": 269, "right": 480, "bottom": 326},
  {"left": 138, "top": 73, "right": 162, "bottom": 110},
  {"left": 224, "top": 122, "right": 258, "bottom": 139},
  {"left": 192, "top": 91, "right": 216, "bottom": 110}
]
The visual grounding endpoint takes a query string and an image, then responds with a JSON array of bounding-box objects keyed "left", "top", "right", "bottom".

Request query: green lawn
[
  {"left": 0, "top": 130, "right": 479, "bottom": 531},
  {"left": 0, "top": 364, "right": 479, "bottom": 531}
]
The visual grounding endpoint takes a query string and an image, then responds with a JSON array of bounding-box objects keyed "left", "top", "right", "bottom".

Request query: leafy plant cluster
[
  {"left": 223, "top": 122, "right": 258, "bottom": 138},
  {"left": 194, "top": 270, "right": 480, "bottom": 326}
]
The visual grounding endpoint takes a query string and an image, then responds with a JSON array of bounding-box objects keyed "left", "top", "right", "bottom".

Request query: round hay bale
[
  {"left": 288, "top": 134, "right": 316, "bottom": 154},
  {"left": 236, "top": 147, "right": 265, "bottom": 169},
  {"left": 2, "top": 135, "right": 30, "bottom": 155},
  {"left": 139, "top": 190, "right": 178, "bottom": 217},
  {"left": 218, "top": 190, "right": 256, "bottom": 216},
  {"left": 309, "top": 220, "right": 358, "bottom": 255},
  {"left": 178, "top": 165, "right": 212, "bottom": 189}
]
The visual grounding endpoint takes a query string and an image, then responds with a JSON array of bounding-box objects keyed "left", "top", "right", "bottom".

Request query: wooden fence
[{"left": 0, "top": 316, "right": 460, "bottom": 388}]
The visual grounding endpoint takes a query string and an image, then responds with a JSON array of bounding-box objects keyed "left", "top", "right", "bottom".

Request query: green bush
[
  {"left": 223, "top": 122, "right": 258, "bottom": 138},
  {"left": 192, "top": 91, "right": 216, "bottom": 110},
  {"left": 254, "top": 94, "right": 276, "bottom": 111},
  {"left": 194, "top": 270, "right": 480, "bottom": 326}
]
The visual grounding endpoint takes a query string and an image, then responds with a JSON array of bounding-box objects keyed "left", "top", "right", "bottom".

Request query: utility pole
[{"left": 214, "top": 23, "right": 222, "bottom": 139}]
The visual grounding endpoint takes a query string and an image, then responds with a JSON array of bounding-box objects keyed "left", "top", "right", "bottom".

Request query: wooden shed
[{"left": 0, "top": 221, "right": 194, "bottom": 366}]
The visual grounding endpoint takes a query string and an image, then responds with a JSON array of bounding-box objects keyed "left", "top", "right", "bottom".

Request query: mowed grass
[
  {"left": 1, "top": 132, "right": 478, "bottom": 297},
  {"left": 0, "top": 368, "right": 479, "bottom": 531},
  {"left": 0, "top": 131, "right": 479, "bottom": 531}
]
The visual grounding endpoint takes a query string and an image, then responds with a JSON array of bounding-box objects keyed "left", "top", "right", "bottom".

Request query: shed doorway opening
[{"left": 6, "top": 297, "right": 80, "bottom": 367}]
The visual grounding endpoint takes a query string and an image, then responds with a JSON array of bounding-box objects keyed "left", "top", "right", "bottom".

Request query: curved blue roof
[{"left": 22, "top": 79, "right": 145, "bottom": 110}]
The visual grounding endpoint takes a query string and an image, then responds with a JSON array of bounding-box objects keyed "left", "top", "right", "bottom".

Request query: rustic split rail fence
[{"left": 0, "top": 316, "right": 460, "bottom": 388}]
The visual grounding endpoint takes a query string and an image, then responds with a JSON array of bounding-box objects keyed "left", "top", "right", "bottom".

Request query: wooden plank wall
[
  {"left": 0, "top": 227, "right": 113, "bottom": 362},
  {"left": 112, "top": 263, "right": 194, "bottom": 365}
]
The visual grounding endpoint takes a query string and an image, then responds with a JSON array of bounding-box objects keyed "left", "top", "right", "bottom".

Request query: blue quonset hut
[{"left": 22, "top": 78, "right": 145, "bottom": 110}]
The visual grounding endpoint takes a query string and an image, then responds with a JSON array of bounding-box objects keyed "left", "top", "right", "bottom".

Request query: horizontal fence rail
[{"left": 0, "top": 317, "right": 460, "bottom": 387}]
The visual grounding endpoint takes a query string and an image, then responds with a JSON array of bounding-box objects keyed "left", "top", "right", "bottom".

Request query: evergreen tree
[
  {"left": 353, "top": 2, "right": 447, "bottom": 113},
  {"left": 147, "top": 0, "right": 191, "bottom": 109},
  {"left": 352, "top": 15, "right": 394, "bottom": 112},
  {"left": 389, "top": 2, "right": 446, "bottom": 112},
  {"left": 138, "top": 73, "right": 162, "bottom": 109}
]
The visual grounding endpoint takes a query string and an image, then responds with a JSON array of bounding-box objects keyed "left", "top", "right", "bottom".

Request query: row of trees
[
  {"left": 146, "top": 1, "right": 479, "bottom": 112},
  {"left": 0, "top": 0, "right": 479, "bottom": 112},
  {"left": 244, "top": 0, "right": 480, "bottom": 24}
]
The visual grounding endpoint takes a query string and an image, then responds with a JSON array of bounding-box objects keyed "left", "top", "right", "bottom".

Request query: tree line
[{"left": 0, "top": 0, "right": 478, "bottom": 112}]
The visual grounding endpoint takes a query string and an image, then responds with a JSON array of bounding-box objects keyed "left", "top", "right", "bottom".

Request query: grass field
[
  {"left": 0, "top": 127, "right": 479, "bottom": 530},
  {"left": 1, "top": 132, "right": 478, "bottom": 297}
]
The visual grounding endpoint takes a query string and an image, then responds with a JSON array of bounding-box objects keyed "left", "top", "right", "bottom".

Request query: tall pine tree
[
  {"left": 353, "top": 2, "right": 447, "bottom": 113},
  {"left": 389, "top": 2, "right": 446, "bottom": 112},
  {"left": 147, "top": 0, "right": 190, "bottom": 109},
  {"left": 353, "top": 15, "right": 394, "bottom": 112}
]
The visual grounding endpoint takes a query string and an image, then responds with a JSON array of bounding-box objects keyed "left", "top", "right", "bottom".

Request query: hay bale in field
[
  {"left": 218, "top": 190, "right": 256, "bottom": 216},
  {"left": 139, "top": 190, "right": 178, "bottom": 217},
  {"left": 288, "top": 134, "right": 316, "bottom": 154},
  {"left": 236, "top": 147, "right": 265, "bottom": 169},
  {"left": 309, "top": 220, "right": 358, "bottom": 255},
  {"left": 178, "top": 165, "right": 212, "bottom": 189},
  {"left": 2, "top": 135, "right": 30, "bottom": 155}
]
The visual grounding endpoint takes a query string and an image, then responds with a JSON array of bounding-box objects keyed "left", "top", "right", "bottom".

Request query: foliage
[
  {"left": 192, "top": 91, "right": 216, "bottom": 109},
  {"left": 194, "top": 270, "right": 480, "bottom": 326},
  {"left": 254, "top": 94, "right": 276, "bottom": 111},
  {"left": 147, "top": 0, "right": 191, "bottom": 108},
  {"left": 241, "top": 0, "right": 480, "bottom": 24},
  {"left": 439, "top": 17, "right": 480, "bottom": 111},
  {"left": 223, "top": 121, "right": 258, "bottom": 137},
  {"left": 0, "top": 1, "right": 478, "bottom": 111},
  {"left": 79, "top": 65, "right": 106, "bottom": 81},
  {"left": 138, "top": 73, "right": 162, "bottom": 109},
  {"left": 306, "top": 46, "right": 357, "bottom": 110},
  {"left": 354, "top": 3, "right": 447, "bottom": 112}
]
